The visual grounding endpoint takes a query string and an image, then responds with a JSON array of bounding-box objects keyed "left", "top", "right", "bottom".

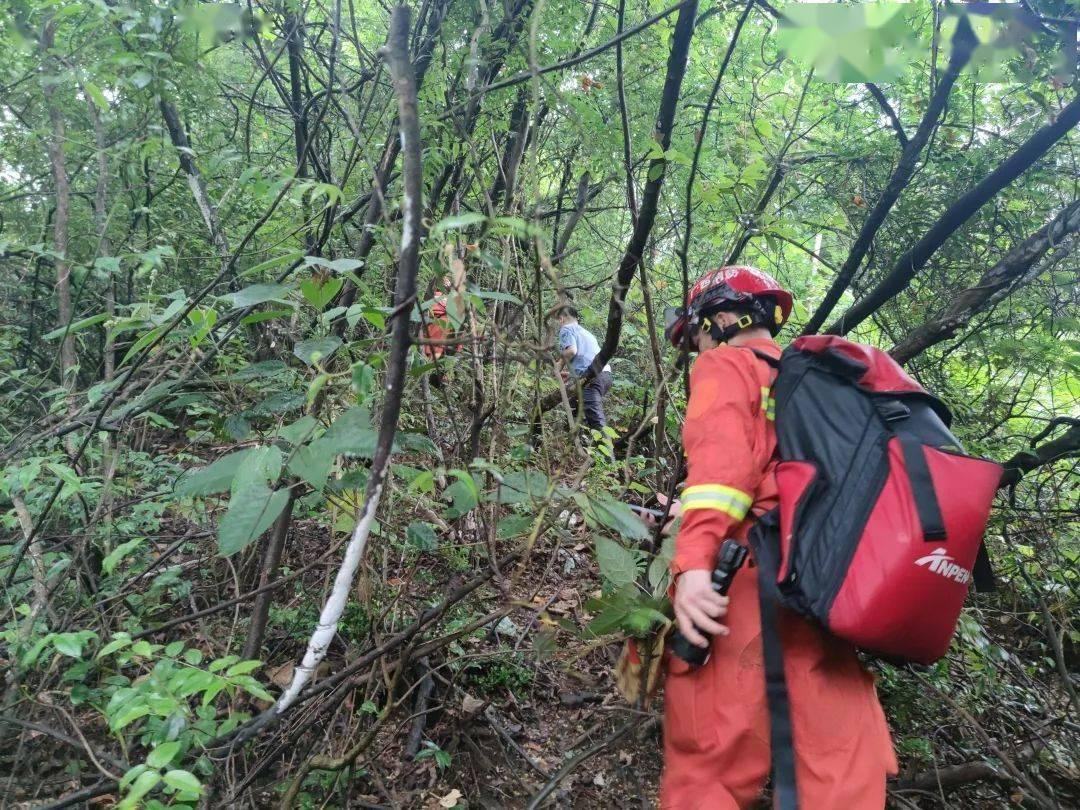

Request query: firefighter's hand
[
  {"left": 652, "top": 493, "right": 681, "bottom": 536},
  {"left": 673, "top": 569, "right": 729, "bottom": 648}
]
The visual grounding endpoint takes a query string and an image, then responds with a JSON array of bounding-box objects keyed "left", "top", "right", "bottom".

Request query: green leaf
[
  {"left": 595, "top": 536, "right": 642, "bottom": 588},
  {"left": 443, "top": 471, "right": 480, "bottom": 519},
  {"left": 433, "top": 212, "right": 486, "bottom": 234},
  {"left": 84, "top": 82, "right": 110, "bottom": 112},
  {"left": 53, "top": 632, "right": 89, "bottom": 658},
  {"left": 287, "top": 440, "right": 334, "bottom": 491},
  {"left": 119, "top": 769, "right": 160, "bottom": 809},
  {"left": 130, "top": 70, "right": 153, "bottom": 90},
  {"left": 229, "top": 446, "right": 283, "bottom": 492},
  {"left": 647, "top": 161, "right": 665, "bottom": 182},
  {"left": 497, "top": 514, "right": 533, "bottom": 539},
  {"left": 183, "top": 648, "right": 204, "bottom": 665},
  {"left": 175, "top": 450, "right": 250, "bottom": 497},
  {"left": 119, "top": 324, "right": 166, "bottom": 366},
  {"left": 300, "top": 277, "right": 344, "bottom": 310},
  {"left": 246, "top": 392, "right": 306, "bottom": 417},
  {"left": 146, "top": 740, "right": 181, "bottom": 769},
  {"left": 111, "top": 701, "right": 152, "bottom": 731},
  {"left": 164, "top": 641, "right": 184, "bottom": 657},
  {"left": 238, "top": 251, "right": 304, "bottom": 278},
  {"left": 97, "top": 634, "right": 133, "bottom": 659},
  {"left": 277, "top": 415, "right": 318, "bottom": 445},
  {"left": 221, "top": 283, "right": 295, "bottom": 309},
  {"left": 351, "top": 362, "right": 375, "bottom": 397},
  {"left": 293, "top": 336, "right": 342, "bottom": 366},
  {"left": 648, "top": 535, "right": 676, "bottom": 593},
  {"left": 324, "top": 406, "right": 380, "bottom": 457},
  {"left": 225, "top": 659, "right": 261, "bottom": 677},
  {"left": 218, "top": 484, "right": 290, "bottom": 556},
  {"left": 496, "top": 470, "right": 550, "bottom": 504},
  {"left": 162, "top": 769, "right": 202, "bottom": 795},
  {"left": 43, "top": 312, "right": 110, "bottom": 340},
  {"left": 102, "top": 537, "right": 143, "bottom": 575},
  {"left": 576, "top": 494, "right": 650, "bottom": 541},
  {"left": 406, "top": 521, "right": 439, "bottom": 552}
]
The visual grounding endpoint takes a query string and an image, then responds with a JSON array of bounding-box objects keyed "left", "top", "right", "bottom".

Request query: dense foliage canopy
[{"left": 1, "top": 0, "right": 1078, "bottom": 807}]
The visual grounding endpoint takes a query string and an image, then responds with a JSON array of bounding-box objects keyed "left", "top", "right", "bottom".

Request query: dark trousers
[{"left": 581, "top": 370, "right": 613, "bottom": 430}]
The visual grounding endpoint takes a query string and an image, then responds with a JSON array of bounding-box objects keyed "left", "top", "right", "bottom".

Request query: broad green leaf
[
  {"left": 351, "top": 362, "right": 375, "bottom": 396},
  {"left": 277, "top": 415, "right": 318, "bottom": 445},
  {"left": 119, "top": 769, "right": 160, "bottom": 809},
  {"left": 119, "top": 324, "right": 166, "bottom": 366},
  {"left": 84, "top": 82, "right": 110, "bottom": 111},
  {"left": 111, "top": 701, "right": 152, "bottom": 731},
  {"left": 433, "top": 212, "right": 486, "bottom": 234},
  {"left": 406, "top": 521, "right": 439, "bottom": 552},
  {"left": 102, "top": 538, "right": 144, "bottom": 575},
  {"left": 576, "top": 494, "right": 650, "bottom": 541},
  {"left": 648, "top": 535, "right": 676, "bottom": 594},
  {"left": 217, "top": 484, "right": 290, "bottom": 556},
  {"left": 238, "top": 251, "right": 304, "bottom": 279},
  {"left": 97, "top": 634, "right": 133, "bottom": 659},
  {"left": 230, "top": 360, "right": 289, "bottom": 381},
  {"left": 146, "top": 740, "right": 181, "bottom": 769},
  {"left": 175, "top": 450, "right": 250, "bottom": 497},
  {"left": 294, "top": 335, "right": 342, "bottom": 366},
  {"left": 300, "top": 276, "right": 343, "bottom": 310},
  {"left": 220, "top": 283, "right": 295, "bottom": 309},
  {"left": 495, "top": 470, "right": 550, "bottom": 504},
  {"left": 53, "top": 632, "right": 87, "bottom": 658},
  {"left": 246, "top": 392, "right": 305, "bottom": 417},
  {"left": 497, "top": 514, "right": 533, "bottom": 539},
  {"left": 324, "top": 406, "right": 380, "bottom": 457},
  {"left": 595, "top": 536, "right": 642, "bottom": 588},
  {"left": 162, "top": 769, "right": 202, "bottom": 795},
  {"left": 225, "top": 659, "right": 261, "bottom": 677},
  {"left": 287, "top": 440, "right": 333, "bottom": 491}
]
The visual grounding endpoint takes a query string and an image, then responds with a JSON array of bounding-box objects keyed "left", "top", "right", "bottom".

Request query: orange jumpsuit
[
  {"left": 662, "top": 337, "right": 897, "bottom": 809},
  {"left": 422, "top": 296, "right": 451, "bottom": 362}
]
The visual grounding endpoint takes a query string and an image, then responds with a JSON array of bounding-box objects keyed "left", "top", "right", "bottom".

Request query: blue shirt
[{"left": 559, "top": 322, "right": 610, "bottom": 377}]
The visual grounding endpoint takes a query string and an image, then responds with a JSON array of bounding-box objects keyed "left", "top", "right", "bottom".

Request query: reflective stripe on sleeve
[
  {"left": 760, "top": 386, "right": 776, "bottom": 421},
  {"left": 681, "top": 484, "right": 753, "bottom": 520}
]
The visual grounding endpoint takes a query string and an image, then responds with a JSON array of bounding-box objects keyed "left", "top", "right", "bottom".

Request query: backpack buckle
[{"left": 875, "top": 399, "right": 911, "bottom": 423}]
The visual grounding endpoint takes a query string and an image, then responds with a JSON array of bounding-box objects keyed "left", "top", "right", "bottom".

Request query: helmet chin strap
[{"left": 701, "top": 312, "right": 755, "bottom": 344}]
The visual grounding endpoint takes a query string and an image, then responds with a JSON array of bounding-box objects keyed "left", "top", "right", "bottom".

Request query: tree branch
[
  {"left": 865, "top": 82, "right": 909, "bottom": 148},
  {"left": 267, "top": 2, "right": 423, "bottom": 725},
  {"left": 802, "top": 16, "right": 977, "bottom": 334},
  {"left": 999, "top": 421, "right": 1080, "bottom": 488},
  {"left": 891, "top": 200, "right": 1080, "bottom": 363},
  {"left": 826, "top": 92, "right": 1080, "bottom": 335}
]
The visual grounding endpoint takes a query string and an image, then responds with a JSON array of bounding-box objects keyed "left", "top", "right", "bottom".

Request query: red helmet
[{"left": 664, "top": 265, "right": 793, "bottom": 348}]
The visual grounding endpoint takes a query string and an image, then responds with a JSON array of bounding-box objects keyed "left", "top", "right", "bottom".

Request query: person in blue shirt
[{"left": 555, "top": 304, "right": 613, "bottom": 430}]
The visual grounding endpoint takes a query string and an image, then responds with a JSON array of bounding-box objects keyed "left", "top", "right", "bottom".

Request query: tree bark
[
  {"left": 242, "top": 490, "right": 297, "bottom": 660},
  {"left": 270, "top": 2, "right": 422, "bottom": 721},
  {"left": 891, "top": 201, "right": 1080, "bottom": 364},
  {"left": 826, "top": 92, "right": 1080, "bottom": 335},
  {"left": 1000, "top": 420, "right": 1080, "bottom": 488},
  {"left": 42, "top": 21, "right": 76, "bottom": 389},
  {"left": 159, "top": 96, "right": 238, "bottom": 292},
  {"left": 592, "top": 0, "right": 699, "bottom": 371},
  {"left": 802, "top": 16, "right": 977, "bottom": 335}
]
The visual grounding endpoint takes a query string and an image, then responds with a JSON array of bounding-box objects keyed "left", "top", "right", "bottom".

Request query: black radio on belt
[{"left": 669, "top": 539, "right": 749, "bottom": 668}]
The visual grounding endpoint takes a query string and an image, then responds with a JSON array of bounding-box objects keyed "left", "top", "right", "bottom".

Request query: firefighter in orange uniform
[{"left": 660, "top": 266, "right": 897, "bottom": 809}]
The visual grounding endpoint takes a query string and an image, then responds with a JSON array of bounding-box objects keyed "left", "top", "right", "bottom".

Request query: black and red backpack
[{"left": 747, "top": 336, "right": 1002, "bottom": 808}]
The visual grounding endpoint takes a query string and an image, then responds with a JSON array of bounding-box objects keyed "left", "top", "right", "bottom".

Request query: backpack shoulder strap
[{"left": 750, "top": 348, "right": 781, "bottom": 369}]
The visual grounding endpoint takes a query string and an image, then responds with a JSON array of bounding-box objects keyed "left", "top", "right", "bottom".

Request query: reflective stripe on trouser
[{"left": 681, "top": 484, "right": 752, "bottom": 520}]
